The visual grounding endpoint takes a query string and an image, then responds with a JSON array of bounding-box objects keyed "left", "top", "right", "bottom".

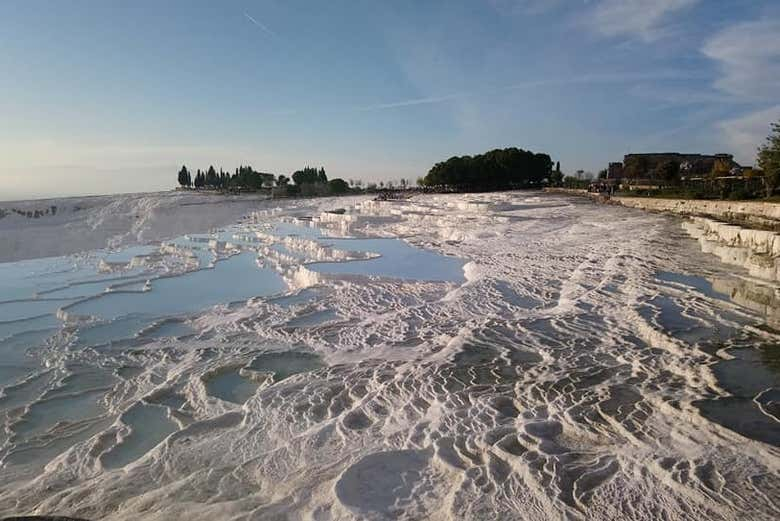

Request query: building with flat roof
[{"left": 609, "top": 153, "right": 739, "bottom": 179}]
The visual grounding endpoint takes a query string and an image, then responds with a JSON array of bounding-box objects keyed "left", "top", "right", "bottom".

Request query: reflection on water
[
  {"left": 204, "top": 350, "right": 325, "bottom": 404},
  {"left": 0, "top": 217, "right": 464, "bottom": 473},
  {"left": 697, "top": 340, "right": 780, "bottom": 446},
  {"left": 710, "top": 276, "right": 780, "bottom": 329},
  {"left": 247, "top": 351, "right": 324, "bottom": 384},
  {"left": 656, "top": 270, "right": 780, "bottom": 446},
  {"left": 0, "top": 328, "right": 56, "bottom": 386},
  {"left": 142, "top": 319, "right": 196, "bottom": 339},
  {"left": 101, "top": 403, "right": 178, "bottom": 469},
  {"left": 75, "top": 315, "right": 158, "bottom": 348},
  {"left": 284, "top": 309, "right": 340, "bottom": 328},
  {"left": 67, "top": 252, "right": 287, "bottom": 320},
  {"left": 655, "top": 270, "right": 730, "bottom": 301},
  {"left": 310, "top": 237, "right": 465, "bottom": 282},
  {"left": 204, "top": 368, "right": 261, "bottom": 404},
  {"left": 0, "top": 298, "right": 78, "bottom": 322}
]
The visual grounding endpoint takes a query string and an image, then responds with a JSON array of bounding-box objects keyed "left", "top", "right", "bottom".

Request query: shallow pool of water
[
  {"left": 101, "top": 403, "right": 178, "bottom": 469},
  {"left": 309, "top": 238, "right": 465, "bottom": 282},
  {"left": 205, "top": 369, "right": 261, "bottom": 404},
  {"left": 248, "top": 351, "right": 324, "bottom": 383},
  {"left": 656, "top": 270, "right": 730, "bottom": 301},
  {"left": 67, "top": 252, "right": 287, "bottom": 320}
]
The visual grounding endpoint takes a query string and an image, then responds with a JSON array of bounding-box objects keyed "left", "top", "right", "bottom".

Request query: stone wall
[
  {"left": 612, "top": 197, "right": 780, "bottom": 230},
  {"left": 543, "top": 188, "right": 780, "bottom": 281}
]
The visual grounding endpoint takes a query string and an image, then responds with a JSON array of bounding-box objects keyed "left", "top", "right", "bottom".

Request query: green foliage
[
  {"left": 176, "top": 163, "right": 358, "bottom": 198},
  {"left": 205, "top": 165, "right": 218, "bottom": 187},
  {"left": 654, "top": 160, "right": 680, "bottom": 184},
  {"left": 421, "top": 147, "right": 552, "bottom": 191},
  {"left": 549, "top": 161, "right": 563, "bottom": 186},
  {"left": 562, "top": 176, "right": 589, "bottom": 189},
  {"left": 232, "top": 165, "right": 274, "bottom": 190},
  {"left": 623, "top": 156, "right": 650, "bottom": 178},
  {"left": 180, "top": 164, "right": 274, "bottom": 191},
  {"left": 758, "top": 120, "right": 780, "bottom": 197},
  {"left": 328, "top": 178, "right": 350, "bottom": 194},
  {"left": 177, "top": 165, "right": 191, "bottom": 187},
  {"left": 617, "top": 176, "right": 766, "bottom": 201},
  {"left": 292, "top": 166, "right": 327, "bottom": 186}
]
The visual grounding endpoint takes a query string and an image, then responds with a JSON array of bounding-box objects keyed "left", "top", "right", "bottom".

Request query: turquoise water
[
  {"left": 0, "top": 220, "right": 465, "bottom": 395},
  {"left": 67, "top": 252, "right": 287, "bottom": 320},
  {"left": 101, "top": 403, "right": 178, "bottom": 469},
  {"left": 204, "top": 369, "right": 261, "bottom": 404},
  {"left": 310, "top": 237, "right": 465, "bottom": 282}
]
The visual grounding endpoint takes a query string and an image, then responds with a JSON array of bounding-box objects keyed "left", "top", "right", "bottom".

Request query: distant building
[
  {"left": 609, "top": 152, "right": 739, "bottom": 180},
  {"left": 607, "top": 162, "right": 624, "bottom": 179}
]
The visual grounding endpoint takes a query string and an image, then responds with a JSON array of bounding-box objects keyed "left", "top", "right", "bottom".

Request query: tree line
[
  {"left": 177, "top": 164, "right": 352, "bottom": 196},
  {"left": 420, "top": 147, "right": 554, "bottom": 191},
  {"left": 758, "top": 119, "right": 780, "bottom": 197},
  {"left": 178, "top": 165, "right": 275, "bottom": 190}
]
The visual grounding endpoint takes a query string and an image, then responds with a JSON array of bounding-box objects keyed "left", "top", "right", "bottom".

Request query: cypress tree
[{"left": 177, "top": 165, "right": 190, "bottom": 187}]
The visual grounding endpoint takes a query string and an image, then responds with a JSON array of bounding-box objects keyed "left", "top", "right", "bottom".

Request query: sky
[{"left": 1, "top": 0, "right": 779, "bottom": 200}]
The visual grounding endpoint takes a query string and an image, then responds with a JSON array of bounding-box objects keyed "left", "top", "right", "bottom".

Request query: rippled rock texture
[{"left": 1, "top": 192, "right": 778, "bottom": 520}]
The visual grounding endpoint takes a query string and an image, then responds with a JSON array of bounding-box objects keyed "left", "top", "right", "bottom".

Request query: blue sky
[{"left": 1, "top": 0, "right": 779, "bottom": 199}]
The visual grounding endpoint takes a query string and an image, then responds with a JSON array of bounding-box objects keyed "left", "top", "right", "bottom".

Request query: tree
[
  {"left": 758, "top": 120, "right": 780, "bottom": 197},
  {"left": 292, "top": 166, "right": 324, "bottom": 186},
  {"left": 206, "top": 165, "right": 218, "bottom": 188},
  {"left": 423, "top": 148, "right": 552, "bottom": 191},
  {"left": 422, "top": 147, "right": 552, "bottom": 191},
  {"left": 549, "top": 161, "right": 563, "bottom": 187},
  {"left": 230, "top": 165, "right": 272, "bottom": 190},
  {"left": 276, "top": 174, "right": 290, "bottom": 187},
  {"left": 710, "top": 157, "right": 731, "bottom": 178},
  {"left": 177, "top": 165, "right": 190, "bottom": 187},
  {"left": 623, "top": 156, "right": 650, "bottom": 178},
  {"left": 328, "top": 178, "right": 350, "bottom": 194},
  {"left": 655, "top": 160, "right": 680, "bottom": 184},
  {"left": 563, "top": 175, "right": 588, "bottom": 189}
]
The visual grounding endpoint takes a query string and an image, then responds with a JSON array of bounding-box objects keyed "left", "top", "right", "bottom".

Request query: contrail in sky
[
  {"left": 356, "top": 93, "right": 466, "bottom": 112},
  {"left": 267, "top": 69, "right": 699, "bottom": 115},
  {"left": 244, "top": 12, "right": 275, "bottom": 37}
]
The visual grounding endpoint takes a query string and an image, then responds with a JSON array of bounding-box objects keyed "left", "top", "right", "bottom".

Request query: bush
[{"left": 421, "top": 147, "right": 552, "bottom": 191}]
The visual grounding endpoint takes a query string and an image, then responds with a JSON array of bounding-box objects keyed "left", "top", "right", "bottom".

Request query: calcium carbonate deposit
[{"left": 0, "top": 191, "right": 778, "bottom": 520}]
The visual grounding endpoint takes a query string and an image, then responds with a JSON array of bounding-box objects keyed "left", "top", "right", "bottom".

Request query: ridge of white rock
[
  {"left": 614, "top": 196, "right": 780, "bottom": 229},
  {"left": 682, "top": 216, "right": 780, "bottom": 281}
]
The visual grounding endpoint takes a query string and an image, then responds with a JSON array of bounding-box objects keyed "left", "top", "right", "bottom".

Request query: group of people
[{"left": 587, "top": 181, "right": 615, "bottom": 195}]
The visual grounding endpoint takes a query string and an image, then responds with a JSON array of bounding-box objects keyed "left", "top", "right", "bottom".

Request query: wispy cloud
[
  {"left": 487, "top": 0, "right": 566, "bottom": 16},
  {"left": 629, "top": 84, "right": 740, "bottom": 107},
  {"left": 703, "top": 18, "right": 780, "bottom": 162},
  {"left": 582, "top": 0, "right": 699, "bottom": 42},
  {"left": 503, "top": 69, "right": 700, "bottom": 90},
  {"left": 719, "top": 105, "right": 780, "bottom": 165},
  {"left": 244, "top": 12, "right": 276, "bottom": 37},
  {"left": 702, "top": 19, "right": 780, "bottom": 101}
]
